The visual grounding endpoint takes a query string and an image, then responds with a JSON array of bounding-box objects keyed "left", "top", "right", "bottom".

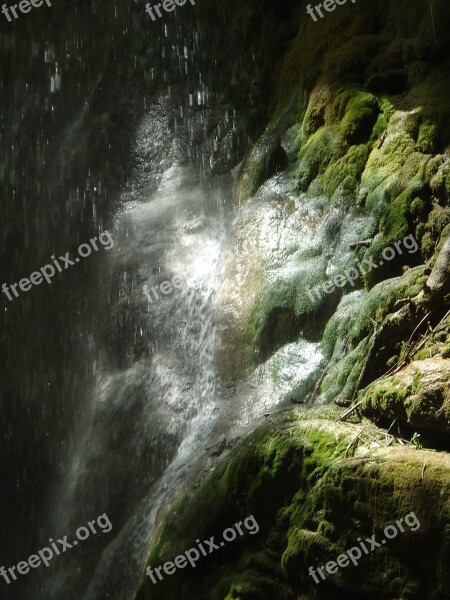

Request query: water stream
[
  {"left": 1, "top": 5, "right": 367, "bottom": 599},
  {"left": 38, "top": 85, "right": 228, "bottom": 596}
]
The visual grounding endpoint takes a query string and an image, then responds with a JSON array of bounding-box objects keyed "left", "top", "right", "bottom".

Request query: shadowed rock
[{"left": 426, "top": 235, "right": 450, "bottom": 297}]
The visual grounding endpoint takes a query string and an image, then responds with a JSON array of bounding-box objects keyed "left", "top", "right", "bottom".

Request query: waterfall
[
  {"left": 1, "top": 5, "right": 331, "bottom": 600},
  {"left": 43, "top": 88, "right": 325, "bottom": 600},
  {"left": 42, "top": 90, "right": 232, "bottom": 599}
]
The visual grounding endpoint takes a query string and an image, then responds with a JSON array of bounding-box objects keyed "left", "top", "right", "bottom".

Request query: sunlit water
[
  {"left": 42, "top": 92, "right": 330, "bottom": 599},
  {"left": 2, "top": 6, "right": 327, "bottom": 600},
  {"left": 43, "top": 93, "right": 228, "bottom": 596}
]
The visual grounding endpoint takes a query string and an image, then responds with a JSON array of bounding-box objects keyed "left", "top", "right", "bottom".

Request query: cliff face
[{"left": 137, "top": 1, "right": 450, "bottom": 599}]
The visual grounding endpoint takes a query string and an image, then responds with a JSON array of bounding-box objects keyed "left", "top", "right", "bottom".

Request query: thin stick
[
  {"left": 406, "top": 310, "right": 432, "bottom": 346},
  {"left": 344, "top": 427, "right": 366, "bottom": 458},
  {"left": 436, "top": 398, "right": 450, "bottom": 415},
  {"left": 387, "top": 419, "right": 397, "bottom": 435},
  {"left": 339, "top": 310, "right": 450, "bottom": 423}
]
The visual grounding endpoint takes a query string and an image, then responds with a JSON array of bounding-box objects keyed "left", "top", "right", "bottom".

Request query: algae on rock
[{"left": 136, "top": 410, "right": 450, "bottom": 600}]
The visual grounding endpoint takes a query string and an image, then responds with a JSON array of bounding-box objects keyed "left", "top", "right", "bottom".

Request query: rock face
[
  {"left": 427, "top": 234, "right": 450, "bottom": 297},
  {"left": 136, "top": 409, "right": 450, "bottom": 600},
  {"left": 136, "top": 0, "right": 450, "bottom": 598},
  {"left": 362, "top": 357, "right": 450, "bottom": 435}
]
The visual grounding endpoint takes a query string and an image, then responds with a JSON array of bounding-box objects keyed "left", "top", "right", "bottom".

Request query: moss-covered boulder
[
  {"left": 321, "top": 266, "right": 428, "bottom": 405},
  {"left": 136, "top": 409, "right": 450, "bottom": 600},
  {"left": 361, "top": 357, "right": 450, "bottom": 435}
]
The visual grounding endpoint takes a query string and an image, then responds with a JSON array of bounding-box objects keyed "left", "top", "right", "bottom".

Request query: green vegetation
[{"left": 137, "top": 409, "right": 450, "bottom": 600}]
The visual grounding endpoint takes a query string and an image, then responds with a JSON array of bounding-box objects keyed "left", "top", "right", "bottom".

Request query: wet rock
[
  {"left": 426, "top": 234, "right": 450, "bottom": 297},
  {"left": 266, "top": 143, "right": 288, "bottom": 178},
  {"left": 361, "top": 357, "right": 450, "bottom": 435},
  {"left": 137, "top": 409, "right": 450, "bottom": 600},
  {"left": 206, "top": 437, "right": 227, "bottom": 457}
]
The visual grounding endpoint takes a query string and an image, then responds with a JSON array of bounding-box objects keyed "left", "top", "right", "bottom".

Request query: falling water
[
  {"left": 41, "top": 86, "right": 232, "bottom": 598},
  {"left": 1, "top": 4, "right": 329, "bottom": 600}
]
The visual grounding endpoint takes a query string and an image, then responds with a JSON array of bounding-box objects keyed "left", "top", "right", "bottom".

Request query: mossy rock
[
  {"left": 301, "top": 86, "right": 336, "bottom": 140},
  {"left": 361, "top": 357, "right": 450, "bottom": 435},
  {"left": 136, "top": 409, "right": 450, "bottom": 600},
  {"left": 296, "top": 89, "right": 380, "bottom": 195},
  {"left": 338, "top": 91, "right": 380, "bottom": 146},
  {"left": 416, "top": 120, "right": 441, "bottom": 154},
  {"left": 365, "top": 69, "right": 408, "bottom": 94},
  {"left": 320, "top": 144, "right": 370, "bottom": 200},
  {"left": 321, "top": 338, "right": 370, "bottom": 406},
  {"left": 322, "top": 291, "right": 364, "bottom": 361},
  {"left": 420, "top": 206, "right": 450, "bottom": 259},
  {"left": 412, "top": 61, "right": 450, "bottom": 149},
  {"left": 296, "top": 125, "right": 343, "bottom": 192},
  {"left": 363, "top": 173, "right": 430, "bottom": 286},
  {"left": 361, "top": 109, "right": 425, "bottom": 216},
  {"left": 352, "top": 266, "right": 426, "bottom": 344},
  {"left": 429, "top": 158, "right": 450, "bottom": 203},
  {"left": 320, "top": 267, "right": 427, "bottom": 405},
  {"left": 355, "top": 273, "right": 428, "bottom": 366}
]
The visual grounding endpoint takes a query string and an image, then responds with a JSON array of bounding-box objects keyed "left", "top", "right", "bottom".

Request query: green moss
[
  {"left": 301, "top": 87, "right": 335, "bottom": 140},
  {"left": 321, "top": 339, "right": 369, "bottom": 405},
  {"left": 224, "top": 578, "right": 277, "bottom": 600},
  {"left": 416, "top": 120, "right": 440, "bottom": 154},
  {"left": 321, "top": 267, "right": 427, "bottom": 405},
  {"left": 413, "top": 61, "right": 450, "bottom": 148},
  {"left": 339, "top": 92, "right": 380, "bottom": 145},
  {"left": 441, "top": 345, "right": 450, "bottom": 359},
  {"left": 361, "top": 355, "right": 450, "bottom": 434},
  {"left": 420, "top": 206, "right": 450, "bottom": 259},
  {"left": 322, "top": 292, "right": 363, "bottom": 361},
  {"left": 369, "top": 109, "right": 389, "bottom": 145},
  {"left": 296, "top": 125, "right": 343, "bottom": 192},
  {"left": 320, "top": 144, "right": 370, "bottom": 199},
  {"left": 413, "top": 347, "right": 430, "bottom": 360},
  {"left": 381, "top": 188, "right": 411, "bottom": 238},
  {"left": 296, "top": 89, "right": 380, "bottom": 196},
  {"left": 429, "top": 159, "right": 450, "bottom": 202},
  {"left": 363, "top": 379, "right": 409, "bottom": 417},
  {"left": 350, "top": 266, "right": 427, "bottom": 340},
  {"left": 137, "top": 410, "right": 349, "bottom": 600},
  {"left": 363, "top": 165, "right": 432, "bottom": 286},
  {"left": 136, "top": 405, "right": 450, "bottom": 600},
  {"left": 281, "top": 527, "right": 333, "bottom": 581},
  {"left": 410, "top": 196, "right": 426, "bottom": 218}
]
